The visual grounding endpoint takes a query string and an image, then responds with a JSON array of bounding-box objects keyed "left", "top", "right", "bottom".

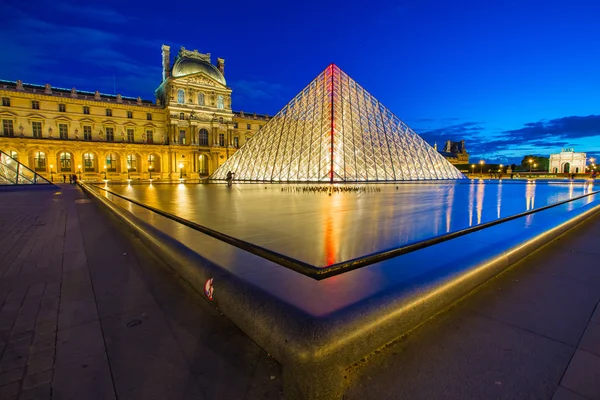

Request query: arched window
[
  {"left": 198, "top": 93, "right": 205, "bottom": 106},
  {"left": 219, "top": 117, "right": 223, "bottom": 124},
  {"left": 199, "top": 129, "right": 208, "bottom": 146},
  {"left": 177, "top": 89, "right": 185, "bottom": 104},
  {"left": 9, "top": 151, "right": 18, "bottom": 161},
  {"left": 198, "top": 154, "right": 209, "bottom": 175},
  {"left": 59, "top": 152, "right": 71, "bottom": 171},
  {"left": 106, "top": 153, "right": 117, "bottom": 172},
  {"left": 179, "top": 113, "right": 185, "bottom": 120},
  {"left": 217, "top": 95, "right": 224, "bottom": 109},
  {"left": 127, "top": 154, "right": 137, "bottom": 172},
  {"left": 83, "top": 153, "right": 95, "bottom": 172},
  {"left": 148, "top": 154, "right": 161, "bottom": 172},
  {"left": 34, "top": 151, "right": 46, "bottom": 171}
]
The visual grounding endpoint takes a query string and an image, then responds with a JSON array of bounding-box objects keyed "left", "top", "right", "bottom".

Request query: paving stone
[
  {"left": 553, "top": 386, "right": 591, "bottom": 400},
  {"left": 0, "top": 381, "right": 19, "bottom": 399},
  {"left": 25, "top": 355, "right": 53, "bottom": 376},
  {"left": 0, "top": 367, "right": 24, "bottom": 386},
  {"left": 580, "top": 322, "right": 600, "bottom": 357},
  {"left": 53, "top": 355, "right": 116, "bottom": 400},
  {"left": 22, "top": 370, "right": 52, "bottom": 390},
  {"left": 18, "top": 382, "right": 52, "bottom": 400},
  {"left": 56, "top": 320, "right": 105, "bottom": 366},
  {"left": 561, "top": 350, "right": 600, "bottom": 400}
]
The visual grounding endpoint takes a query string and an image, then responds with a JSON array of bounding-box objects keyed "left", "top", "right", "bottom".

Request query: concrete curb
[{"left": 79, "top": 182, "right": 600, "bottom": 399}]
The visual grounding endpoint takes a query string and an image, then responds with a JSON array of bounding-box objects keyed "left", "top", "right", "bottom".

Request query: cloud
[
  {"left": 502, "top": 115, "right": 600, "bottom": 141},
  {"left": 230, "top": 79, "right": 287, "bottom": 112}
]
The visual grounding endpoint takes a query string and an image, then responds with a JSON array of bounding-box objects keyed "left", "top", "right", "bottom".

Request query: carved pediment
[{"left": 173, "top": 73, "right": 224, "bottom": 88}]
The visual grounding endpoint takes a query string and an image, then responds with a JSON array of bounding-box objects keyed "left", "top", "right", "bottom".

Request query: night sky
[{"left": 1, "top": 0, "right": 599, "bottom": 164}]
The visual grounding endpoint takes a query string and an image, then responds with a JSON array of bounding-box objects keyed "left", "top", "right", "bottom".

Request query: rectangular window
[
  {"left": 233, "top": 122, "right": 238, "bottom": 129},
  {"left": 59, "top": 104, "right": 66, "bottom": 112},
  {"left": 146, "top": 130, "right": 153, "bottom": 144},
  {"left": 127, "top": 111, "right": 133, "bottom": 119},
  {"left": 106, "top": 109, "right": 112, "bottom": 117},
  {"left": 127, "top": 129, "right": 134, "bottom": 143},
  {"left": 2, "top": 120, "right": 14, "bottom": 136},
  {"left": 31, "top": 101, "right": 39, "bottom": 110},
  {"left": 2, "top": 97, "right": 10, "bottom": 107},
  {"left": 83, "top": 126, "right": 92, "bottom": 141},
  {"left": 106, "top": 127, "right": 114, "bottom": 142},
  {"left": 246, "top": 124, "right": 251, "bottom": 130},
  {"left": 218, "top": 133, "right": 225, "bottom": 147},
  {"left": 233, "top": 136, "right": 239, "bottom": 148},
  {"left": 83, "top": 106, "right": 90, "bottom": 114},
  {"left": 59, "top": 124, "right": 68, "bottom": 139},
  {"left": 179, "top": 130, "right": 186, "bottom": 145},
  {"left": 32, "top": 121, "right": 42, "bottom": 138},
  {"left": 146, "top": 113, "right": 152, "bottom": 121}
]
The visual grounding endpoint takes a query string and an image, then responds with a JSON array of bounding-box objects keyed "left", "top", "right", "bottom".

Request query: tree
[{"left": 520, "top": 155, "right": 549, "bottom": 171}]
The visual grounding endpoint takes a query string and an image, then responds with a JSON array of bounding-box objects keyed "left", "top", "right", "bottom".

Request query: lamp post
[
  {"left": 50, "top": 164, "right": 54, "bottom": 182},
  {"left": 127, "top": 166, "right": 131, "bottom": 180},
  {"left": 529, "top": 158, "right": 533, "bottom": 172},
  {"left": 471, "top": 164, "right": 475, "bottom": 177},
  {"left": 479, "top": 160, "right": 484, "bottom": 177},
  {"left": 533, "top": 163, "right": 537, "bottom": 172},
  {"left": 78, "top": 164, "right": 82, "bottom": 181},
  {"left": 149, "top": 165, "right": 153, "bottom": 180},
  {"left": 499, "top": 164, "right": 503, "bottom": 173},
  {"left": 103, "top": 165, "right": 107, "bottom": 180},
  {"left": 179, "top": 163, "right": 183, "bottom": 179}
]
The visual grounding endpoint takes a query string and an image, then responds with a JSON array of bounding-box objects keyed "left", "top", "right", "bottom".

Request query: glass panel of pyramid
[{"left": 212, "top": 64, "right": 466, "bottom": 182}]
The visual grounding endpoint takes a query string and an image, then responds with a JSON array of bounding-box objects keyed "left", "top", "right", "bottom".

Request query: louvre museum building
[{"left": 0, "top": 45, "right": 270, "bottom": 181}]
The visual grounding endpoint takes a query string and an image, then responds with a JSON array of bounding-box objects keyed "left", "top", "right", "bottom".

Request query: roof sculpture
[{"left": 212, "top": 64, "right": 465, "bottom": 182}]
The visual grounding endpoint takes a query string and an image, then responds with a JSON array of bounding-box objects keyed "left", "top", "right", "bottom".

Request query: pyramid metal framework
[{"left": 212, "top": 64, "right": 465, "bottom": 182}]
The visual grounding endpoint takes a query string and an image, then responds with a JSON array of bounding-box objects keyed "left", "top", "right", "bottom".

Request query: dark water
[{"left": 105, "top": 180, "right": 595, "bottom": 266}]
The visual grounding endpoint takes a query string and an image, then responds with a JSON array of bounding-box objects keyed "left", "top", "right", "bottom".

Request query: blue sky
[{"left": 1, "top": 0, "right": 599, "bottom": 164}]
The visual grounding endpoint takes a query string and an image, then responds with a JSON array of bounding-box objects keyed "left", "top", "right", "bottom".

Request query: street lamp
[
  {"left": 479, "top": 160, "right": 484, "bottom": 177},
  {"left": 103, "top": 165, "right": 107, "bottom": 180},
  {"left": 529, "top": 158, "right": 533, "bottom": 172},
  {"left": 179, "top": 163, "right": 183, "bottom": 179},
  {"left": 533, "top": 163, "right": 537, "bottom": 172},
  {"left": 50, "top": 164, "right": 54, "bottom": 182},
  {"left": 127, "top": 166, "right": 131, "bottom": 180},
  {"left": 471, "top": 164, "right": 475, "bottom": 176},
  {"left": 78, "top": 164, "right": 82, "bottom": 181},
  {"left": 149, "top": 165, "right": 153, "bottom": 180}
]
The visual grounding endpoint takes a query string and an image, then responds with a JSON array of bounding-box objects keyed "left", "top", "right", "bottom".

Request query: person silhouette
[{"left": 226, "top": 171, "right": 233, "bottom": 187}]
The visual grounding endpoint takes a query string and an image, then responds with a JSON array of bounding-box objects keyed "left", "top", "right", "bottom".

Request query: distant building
[
  {"left": 549, "top": 148, "right": 586, "bottom": 174},
  {"left": 436, "top": 140, "right": 469, "bottom": 165}
]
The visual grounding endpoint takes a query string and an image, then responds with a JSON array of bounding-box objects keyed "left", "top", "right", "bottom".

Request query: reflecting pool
[{"left": 105, "top": 180, "right": 595, "bottom": 266}]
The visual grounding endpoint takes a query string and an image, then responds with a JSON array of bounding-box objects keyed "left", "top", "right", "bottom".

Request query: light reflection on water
[{"left": 107, "top": 181, "right": 593, "bottom": 266}]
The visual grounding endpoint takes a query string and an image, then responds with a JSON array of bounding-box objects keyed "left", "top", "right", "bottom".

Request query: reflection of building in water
[
  {"left": 445, "top": 186, "right": 455, "bottom": 233},
  {"left": 497, "top": 182, "right": 502, "bottom": 219},
  {"left": 435, "top": 140, "right": 470, "bottom": 165},
  {"left": 549, "top": 148, "right": 586, "bottom": 174},
  {"left": 525, "top": 182, "right": 536, "bottom": 211}
]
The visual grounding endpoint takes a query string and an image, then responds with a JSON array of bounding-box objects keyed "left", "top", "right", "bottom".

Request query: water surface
[{"left": 105, "top": 181, "right": 595, "bottom": 266}]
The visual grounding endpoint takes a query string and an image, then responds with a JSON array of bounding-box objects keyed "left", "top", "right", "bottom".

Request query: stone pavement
[
  {"left": 0, "top": 185, "right": 281, "bottom": 400},
  {"left": 1, "top": 184, "right": 600, "bottom": 399}
]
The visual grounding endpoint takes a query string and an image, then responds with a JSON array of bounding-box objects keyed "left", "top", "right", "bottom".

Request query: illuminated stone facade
[
  {"left": 549, "top": 148, "right": 587, "bottom": 174},
  {"left": 436, "top": 140, "right": 469, "bottom": 165},
  {"left": 0, "top": 45, "right": 269, "bottom": 182}
]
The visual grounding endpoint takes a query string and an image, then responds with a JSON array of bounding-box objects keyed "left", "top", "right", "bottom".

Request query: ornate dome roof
[{"left": 172, "top": 56, "right": 226, "bottom": 85}]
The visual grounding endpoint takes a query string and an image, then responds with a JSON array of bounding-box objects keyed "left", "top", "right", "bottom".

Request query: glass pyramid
[
  {"left": 212, "top": 64, "right": 465, "bottom": 182},
  {"left": 0, "top": 150, "right": 53, "bottom": 185}
]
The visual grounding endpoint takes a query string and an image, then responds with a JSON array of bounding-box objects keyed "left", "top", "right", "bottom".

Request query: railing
[{"left": 84, "top": 182, "right": 600, "bottom": 280}]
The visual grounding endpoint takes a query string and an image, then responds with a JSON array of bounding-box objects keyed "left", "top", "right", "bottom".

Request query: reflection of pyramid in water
[{"left": 212, "top": 64, "right": 466, "bottom": 182}]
